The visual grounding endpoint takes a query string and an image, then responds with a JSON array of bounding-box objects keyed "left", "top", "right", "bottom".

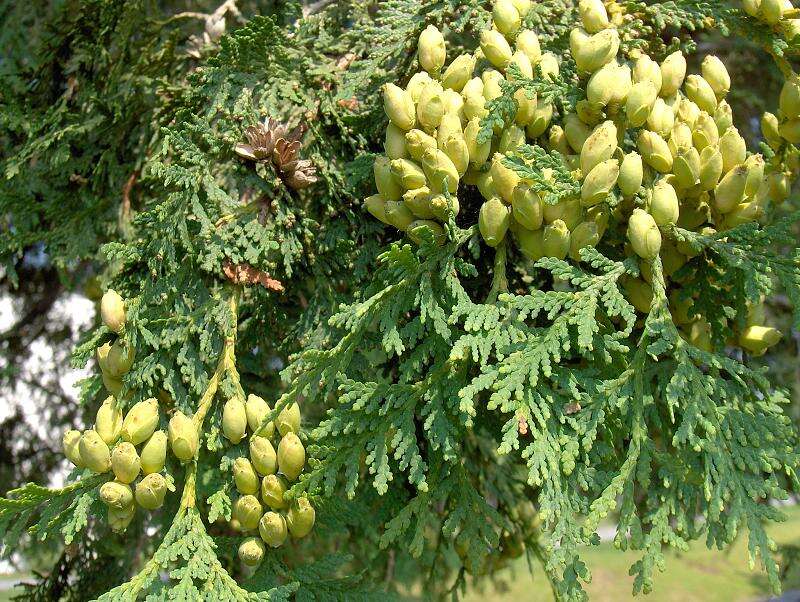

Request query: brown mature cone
[{"left": 235, "top": 118, "right": 317, "bottom": 190}]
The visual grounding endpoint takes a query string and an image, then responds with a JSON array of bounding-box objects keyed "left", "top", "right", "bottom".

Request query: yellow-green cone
[
  {"left": 714, "top": 165, "right": 748, "bottom": 213},
  {"left": 698, "top": 146, "right": 724, "bottom": 191},
  {"left": 684, "top": 74, "right": 717, "bottom": 114},
  {"left": 405, "top": 129, "right": 438, "bottom": 163},
  {"left": 111, "top": 442, "right": 141, "bottom": 484},
  {"left": 511, "top": 184, "right": 543, "bottom": 231},
  {"left": 692, "top": 112, "right": 719, "bottom": 151},
  {"left": 108, "top": 504, "right": 136, "bottom": 533},
  {"left": 382, "top": 83, "right": 416, "bottom": 131},
  {"left": 761, "top": 112, "right": 783, "bottom": 150},
  {"left": 261, "top": 474, "right": 289, "bottom": 510},
  {"left": 626, "top": 80, "right": 658, "bottom": 127},
  {"left": 100, "top": 480, "right": 134, "bottom": 510},
  {"left": 385, "top": 201, "right": 416, "bottom": 231},
  {"left": 624, "top": 277, "right": 654, "bottom": 314},
  {"left": 480, "top": 29, "right": 513, "bottom": 70},
  {"left": 739, "top": 325, "right": 782, "bottom": 355},
  {"left": 719, "top": 126, "right": 746, "bottom": 174},
  {"left": 249, "top": 435, "right": 277, "bottom": 476},
  {"left": 135, "top": 473, "right": 167, "bottom": 510},
  {"left": 646, "top": 98, "right": 674, "bottom": 136},
  {"left": 649, "top": 180, "right": 679, "bottom": 226},
  {"left": 277, "top": 432, "right": 306, "bottom": 482},
  {"left": 569, "top": 28, "right": 619, "bottom": 73},
  {"left": 222, "top": 397, "right": 248, "bottom": 444},
  {"left": 627, "top": 208, "right": 661, "bottom": 260},
  {"left": 385, "top": 123, "right": 409, "bottom": 160},
  {"left": 374, "top": 156, "right": 402, "bottom": 201},
  {"left": 120, "top": 398, "right": 159, "bottom": 445},
  {"left": 79, "top": 429, "right": 111, "bottom": 473},
  {"left": 407, "top": 220, "right": 447, "bottom": 245},
  {"left": 637, "top": 130, "right": 672, "bottom": 173},
  {"left": 245, "top": 394, "right": 274, "bottom": 438},
  {"left": 479, "top": 198, "right": 511, "bottom": 248},
  {"left": 105, "top": 340, "right": 135, "bottom": 378},
  {"left": 140, "top": 430, "right": 167, "bottom": 475},
  {"left": 489, "top": 155, "right": 520, "bottom": 203},
  {"left": 464, "top": 119, "right": 491, "bottom": 167},
  {"left": 442, "top": 54, "right": 476, "bottom": 92},
  {"left": 286, "top": 498, "right": 316, "bottom": 539},
  {"left": 701, "top": 55, "right": 730, "bottom": 99},
  {"left": 659, "top": 51, "right": 686, "bottom": 97},
  {"left": 493, "top": 0, "right": 521, "bottom": 36},
  {"left": 100, "top": 289, "right": 126, "bottom": 334},
  {"left": 516, "top": 30, "right": 542, "bottom": 65},
  {"left": 516, "top": 227, "right": 545, "bottom": 261},
  {"left": 526, "top": 99, "right": 553, "bottom": 137},
  {"left": 580, "top": 120, "right": 617, "bottom": 175},
  {"left": 233, "top": 457, "right": 260, "bottom": 495},
  {"left": 63, "top": 430, "right": 84, "bottom": 468},
  {"left": 168, "top": 411, "right": 199, "bottom": 461},
  {"left": 422, "top": 148, "right": 460, "bottom": 194},
  {"left": 579, "top": 0, "right": 610, "bottom": 33},
  {"left": 403, "top": 187, "right": 434, "bottom": 219},
  {"left": 276, "top": 402, "right": 301, "bottom": 436},
  {"left": 418, "top": 25, "right": 446, "bottom": 75},
  {"left": 238, "top": 537, "right": 266, "bottom": 567},
  {"left": 234, "top": 494, "right": 263, "bottom": 532},
  {"left": 673, "top": 147, "right": 701, "bottom": 189},
  {"left": 569, "top": 221, "right": 600, "bottom": 261},
  {"left": 390, "top": 158, "right": 427, "bottom": 190},
  {"left": 633, "top": 54, "right": 662, "bottom": 92},
  {"left": 259, "top": 511, "right": 288, "bottom": 548},
  {"left": 95, "top": 397, "right": 123, "bottom": 445},
  {"left": 416, "top": 83, "right": 445, "bottom": 133},
  {"left": 580, "top": 159, "right": 619, "bottom": 207},
  {"left": 542, "top": 219, "right": 571, "bottom": 259}
]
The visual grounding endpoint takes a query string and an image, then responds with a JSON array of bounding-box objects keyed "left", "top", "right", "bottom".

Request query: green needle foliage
[{"left": 0, "top": 0, "right": 798, "bottom": 601}]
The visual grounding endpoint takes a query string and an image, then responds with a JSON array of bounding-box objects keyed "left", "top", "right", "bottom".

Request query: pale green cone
[
  {"left": 761, "top": 0, "right": 785, "bottom": 25},
  {"left": 111, "top": 442, "right": 141, "bottom": 484},
  {"left": 140, "top": 430, "right": 167, "bottom": 475},
  {"left": 365, "top": 192, "right": 390, "bottom": 223},
  {"left": 516, "top": 30, "right": 542, "bottom": 65},
  {"left": 543, "top": 197, "right": 583, "bottom": 230},
  {"left": 514, "top": 88, "right": 538, "bottom": 125},
  {"left": 633, "top": 55, "right": 662, "bottom": 92},
  {"left": 479, "top": 197, "right": 511, "bottom": 247},
  {"left": 259, "top": 511, "right": 288, "bottom": 548},
  {"left": 418, "top": 25, "right": 446, "bottom": 75},
  {"left": 250, "top": 435, "right": 277, "bottom": 475},
  {"left": 406, "top": 72, "right": 432, "bottom": 103},
  {"left": 476, "top": 171, "right": 497, "bottom": 201},
  {"left": 723, "top": 201, "right": 764, "bottom": 228},
  {"left": 382, "top": 83, "right": 416, "bottom": 130},
  {"left": 576, "top": 99, "right": 603, "bottom": 126},
  {"left": 714, "top": 100, "right": 733, "bottom": 134},
  {"left": 744, "top": 154, "right": 765, "bottom": 199},
  {"left": 627, "top": 208, "right": 662, "bottom": 259},
  {"left": 684, "top": 75, "right": 717, "bottom": 114},
  {"left": 580, "top": 120, "right": 617, "bottom": 175},
  {"left": 525, "top": 99, "right": 553, "bottom": 137},
  {"left": 675, "top": 98, "right": 700, "bottom": 128},
  {"left": 490, "top": 154, "right": 520, "bottom": 203},
  {"left": 569, "top": 221, "right": 600, "bottom": 261},
  {"left": 482, "top": 69, "right": 504, "bottom": 101},
  {"left": 564, "top": 113, "right": 592, "bottom": 153},
  {"left": 701, "top": 55, "right": 731, "bottom": 99},
  {"left": 120, "top": 398, "right": 160, "bottom": 445},
  {"left": 95, "top": 397, "right": 123, "bottom": 445},
  {"left": 389, "top": 158, "right": 427, "bottom": 190},
  {"left": 719, "top": 126, "right": 746, "bottom": 174},
  {"left": 509, "top": 50, "right": 534, "bottom": 79},
  {"left": 511, "top": 184, "right": 543, "bottom": 230},
  {"left": 779, "top": 118, "right": 800, "bottom": 144},
  {"left": 374, "top": 156, "right": 403, "bottom": 201},
  {"left": 100, "top": 480, "right": 134, "bottom": 510},
  {"left": 638, "top": 130, "right": 673, "bottom": 173},
  {"left": 498, "top": 125, "right": 526, "bottom": 155},
  {"left": 168, "top": 411, "right": 198, "bottom": 461},
  {"left": 692, "top": 112, "right": 719, "bottom": 151},
  {"left": 515, "top": 227, "right": 545, "bottom": 261},
  {"left": 714, "top": 165, "right": 748, "bottom": 213},
  {"left": 416, "top": 83, "right": 444, "bottom": 133},
  {"left": 135, "top": 473, "right": 167, "bottom": 510},
  {"left": 542, "top": 219, "right": 571, "bottom": 259},
  {"left": 548, "top": 125, "right": 571, "bottom": 155},
  {"left": 464, "top": 118, "right": 492, "bottom": 166},
  {"left": 286, "top": 498, "right": 316, "bottom": 539},
  {"left": 403, "top": 187, "right": 435, "bottom": 219},
  {"left": 646, "top": 98, "right": 674, "bottom": 137},
  {"left": 739, "top": 325, "right": 782, "bottom": 355},
  {"left": 385, "top": 123, "right": 409, "bottom": 159},
  {"left": 405, "top": 129, "right": 438, "bottom": 162},
  {"left": 385, "top": 201, "right": 416, "bottom": 231},
  {"left": 698, "top": 146, "right": 724, "bottom": 191},
  {"left": 623, "top": 277, "right": 654, "bottom": 314},
  {"left": 569, "top": 28, "right": 619, "bottom": 73},
  {"left": 649, "top": 179, "right": 679, "bottom": 226},
  {"left": 233, "top": 457, "right": 260, "bottom": 495},
  {"left": 80, "top": 429, "right": 111, "bottom": 473},
  {"left": 105, "top": 340, "right": 134, "bottom": 378},
  {"left": 407, "top": 220, "right": 447, "bottom": 245},
  {"left": 480, "top": 29, "right": 513, "bottom": 70},
  {"left": 108, "top": 504, "right": 136, "bottom": 533},
  {"left": 222, "top": 397, "right": 248, "bottom": 444},
  {"left": 626, "top": 80, "right": 658, "bottom": 127},
  {"left": 441, "top": 134, "right": 470, "bottom": 176},
  {"left": 442, "top": 89, "right": 465, "bottom": 119},
  {"left": 667, "top": 122, "right": 693, "bottom": 158},
  {"left": 246, "top": 394, "right": 274, "bottom": 437},
  {"left": 63, "top": 430, "right": 84, "bottom": 468},
  {"left": 442, "top": 54, "right": 476, "bottom": 92},
  {"left": 659, "top": 51, "right": 686, "bottom": 97},
  {"left": 618, "top": 152, "right": 643, "bottom": 198},
  {"left": 761, "top": 112, "right": 783, "bottom": 150},
  {"left": 673, "top": 147, "right": 701, "bottom": 189},
  {"left": 493, "top": 0, "right": 521, "bottom": 36},
  {"left": 261, "top": 474, "right": 289, "bottom": 510},
  {"left": 238, "top": 537, "right": 266, "bottom": 567},
  {"left": 101, "top": 289, "right": 126, "bottom": 334},
  {"left": 579, "top": 0, "right": 610, "bottom": 33},
  {"left": 580, "top": 159, "right": 619, "bottom": 207},
  {"left": 780, "top": 77, "right": 800, "bottom": 119},
  {"left": 421, "top": 148, "right": 460, "bottom": 194},
  {"left": 234, "top": 494, "right": 263, "bottom": 532},
  {"left": 430, "top": 194, "right": 460, "bottom": 220}
]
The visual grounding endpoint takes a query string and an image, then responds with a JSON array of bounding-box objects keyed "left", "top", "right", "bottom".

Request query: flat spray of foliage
[{"left": 0, "top": 0, "right": 798, "bottom": 601}]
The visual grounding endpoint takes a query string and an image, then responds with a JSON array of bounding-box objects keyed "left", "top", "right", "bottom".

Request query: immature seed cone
[
  {"left": 569, "top": 28, "right": 619, "bottom": 73},
  {"left": 277, "top": 432, "right": 306, "bottom": 482},
  {"left": 626, "top": 80, "right": 658, "bottom": 127},
  {"left": 238, "top": 537, "right": 266, "bottom": 567},
  {"left": 403, "top": 187, "right": 434, "bottom": 220},
  {"left": 633, "top": 55, "right": 662, "bottom": 91},
  {"left": 233, "top": 457, "right": 260, "bottom": 495},
  {"left": 168, "top": 411, "right": 199, "bottom": 461},
  {"left": 222, "top": 397, "right": 248, "bottom": 444},
  {"left": 627, "top": 208, "right": 662, "bottom": 260},
  {"left": 408, "top": 220, "right": 447, "bottom": 245},
  {"left": 490, "top": 155, "right": 520, "bottom": 203},
  {"left": 649, "top": 180, "right": 679, "bottom": 226},
  {"left": 673, "top": 147, "right": 701, "bottom": 189},
  {"left": 761, "top": 112, "right": 783, "bottom": 150},
  {"left": 79, "top": 430, "right": 111, "bottom": 473},
  {"left": 384, "top": 123, "right": 408, "bottom": 160},
  {"left": 385, "top": 201, "right": 415, "bottom": 231},
  {"left": 479, "top": 198, "right": 512, "bottom": 248},
  {"left": 416, "top": 83, "right": 445, "bottom": 133},
  {"left": 659, "top": 51, "right": 686, "bottom": 97},
  {"left": 638, "top": 130, "right": 672, "bottom": 173},
  {"left": 516, "top": 30, "right": 542, "bottom": 64},
  {"left": 714, "top": 165, "right": 748, "bottom": 213},
  {"left": 258, "top": 511, "right": 288, "bottom": 548},
  {"left": 140, "top": 430, "right": 168, "bottom": 475},
  {"left": 261, "top": 474, "right": 289, "bottom": 510},
  {"left": 739, "top": 325, "right": 782, "bottom": 355},
  {"left": 701, "top": 56, "right": 730, "bottom": 99},
  {"left": 374, "top": 156, "right": 402, "bottom": 201},
  {"left": 698, "top": 146, "right": 724, "bottom": 191},
  {"left": 684, "top": 75, "right": 717, "bottom": 114},
  {"left": 580, "top": 120, "right": 617, "bottom": 175},
  {"left": 580, "top": 159, "right": 619, "bottom": 207},
  {"left": 108, "top": 504, "right": 136, "bottom": 533},
  {"left": 121, "top": 399, "right": 160, "bottom": 445},
  {"left": 100, "top": 290, "right": 126, "bottom": 333},
  {"left": 480, "top": 29, "right": 513, "bottom": 70},
  {"left": 542, "top": 219, "right": 571, "bottom": 259},
  {"left": 135, "top": 473, "right": 168, "bottom": 510},
  {"left": 516, "top": 228, "right": 545, "bottom": 261},
  {"left": 568, "top": 221, "right": 600, "bottom": 262},
  {"left": 112, "top": 442, "right": 141, "bottom": 484},
  {"left": 421, "top": 148, "right": 460, "bottom": 194},
  {"left": 390, "top": 158, "right": 427, "bottom": 190},
  {"left": 493, "top": 0, "right": 521, "bottom": 36},
  {"left": 105, "top": 340, "right": 135, "bottom": 378},
  {"left": 234, "top": 495, "right": 263, "bottom": 532},
  {"left": 286, "top": 498, "right": 316, "bottom": 539},
  {"left": 511, "top": 184, "right": 543, "bottom": 231},
  {"left": 618, "top": 153, "right": 643, "bottom": 197},
  {"left": 364, "top": 194, "right": 389, "bottom": 224},
  {"left": 100, "top": 480, "right": 134, "bottom": 510},
  {"left": 275, "top": 402, "right": 301, "bottom": 436},
  {"left": 646, "top": 98, "right": 674, "bottom": 137},
  {"left": 95, "top": 397, "right": 123, "bottom": 445},
  {"left": 63, "top": 430, "right": 84, "bottom": 468},
  {"left": 406, "top": 71, "right": 432, "bottom": 102},
  {"left": 418, "top": 25, "right": 446, "bottom": 75},
  {"left": 579, "top": 0, "right": 610, "bottom": 33},
  {"left": 442, "top": 54, "right": 476, "bottom": 92},
  {"left": 250, "top": 436, "right": 277, "bottom": 475},
  {"left": 383, "top": 84, "right": 416, "bottom": 131},
  {"left": 246, "top": 394, "right": 274, "bottom": 437}
]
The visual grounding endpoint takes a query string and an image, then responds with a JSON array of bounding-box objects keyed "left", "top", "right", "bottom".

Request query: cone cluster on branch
[
  {"left": 235, "top": 117, "right": 318, "bottom": 190},
  {"left": 226, "top": 396, "right": 315, "bottom": 567},
  {"left": 743, "top": 0, "right": 800, "bottom": 36},
  {"left": 364, "top": 0, "right": 793, "bottom": 357}
]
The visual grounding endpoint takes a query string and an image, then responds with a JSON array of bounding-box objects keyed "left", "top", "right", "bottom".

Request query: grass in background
[{"left": 464, "top": 505, "right": 800, "bottom": 602}]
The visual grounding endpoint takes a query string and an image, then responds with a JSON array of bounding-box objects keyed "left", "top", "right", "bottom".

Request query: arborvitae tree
[{"left": 0, "top": 1, "right": 799, "bottom": 600}]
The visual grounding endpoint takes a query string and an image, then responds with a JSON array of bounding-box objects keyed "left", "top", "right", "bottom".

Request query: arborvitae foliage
[{"left": 0, "top": 1, "right": 798, "bottom": 602}]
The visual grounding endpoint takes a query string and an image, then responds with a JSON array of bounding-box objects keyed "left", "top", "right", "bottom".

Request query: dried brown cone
[
  {"left": 235, "top": 118, "right": 317, "bottom": 190},
  {"left": 222, "top": 260, "right": 284, "bottom": 292}
]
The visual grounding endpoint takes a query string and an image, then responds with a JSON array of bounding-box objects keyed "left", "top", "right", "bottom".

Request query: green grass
[{"left": 464, "top": 505, "right": 800, "bottom": 602}]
